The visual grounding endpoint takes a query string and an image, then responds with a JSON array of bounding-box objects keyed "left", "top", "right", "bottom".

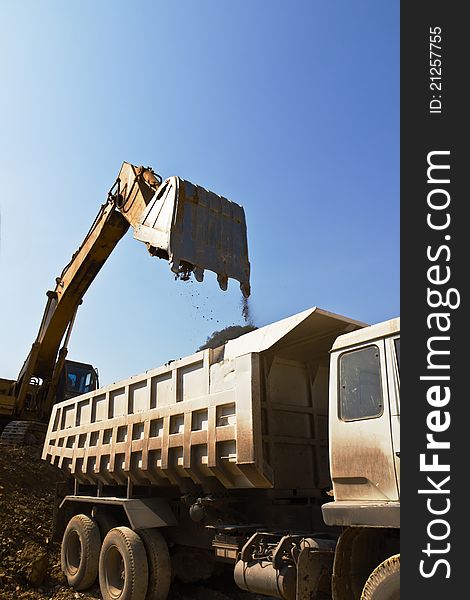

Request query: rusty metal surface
[{"left": 134, "top": 176, "right": 251, "bottom": 296}]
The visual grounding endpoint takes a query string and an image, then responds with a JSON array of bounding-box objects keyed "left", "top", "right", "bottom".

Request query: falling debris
[
  {"left": 197, "top": 324, "right": 257, "bottom": 351},
  {"left": 241, "top": 295, "right": 253, "bottom": 325}
]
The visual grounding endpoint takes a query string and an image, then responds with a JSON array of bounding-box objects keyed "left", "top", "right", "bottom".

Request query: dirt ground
[{"left": 0, "top": 445, "right": 266, "bottom": 600}]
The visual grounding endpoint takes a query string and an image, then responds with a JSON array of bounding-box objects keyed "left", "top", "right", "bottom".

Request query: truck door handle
[{"left": 395, "top": 451, "right": 400, "bottom": 457}]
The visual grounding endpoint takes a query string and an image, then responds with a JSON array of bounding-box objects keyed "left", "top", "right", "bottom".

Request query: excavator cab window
[{"left": 63, "top": 361, "right": 98, "bottom": 399}]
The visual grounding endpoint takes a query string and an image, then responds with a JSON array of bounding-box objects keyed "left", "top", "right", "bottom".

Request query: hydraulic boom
[{"left": 1, "top": 162, "right": 250, "bottom": 434}]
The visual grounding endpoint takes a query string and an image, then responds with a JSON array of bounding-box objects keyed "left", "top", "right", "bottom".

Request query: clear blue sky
[{"left": 0, "top": 1, "right": 399, "bottom": 385}]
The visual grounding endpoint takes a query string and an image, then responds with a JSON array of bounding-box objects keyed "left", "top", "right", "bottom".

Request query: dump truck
[
  {"left": 0, "top": 162, "right": 250, "bottom": 444},
  {"left": 42, "top": 307, "right": 400, "bottom": 600}
]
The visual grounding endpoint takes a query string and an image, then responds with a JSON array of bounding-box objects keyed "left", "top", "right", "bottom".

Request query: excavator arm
[{"left": 12, "top": 162, "right": 250, "bottom": 420}]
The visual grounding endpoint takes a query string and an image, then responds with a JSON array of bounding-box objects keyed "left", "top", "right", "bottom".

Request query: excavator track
[{"left": 0, "top": 420, "right": 48, "bottom": 446}]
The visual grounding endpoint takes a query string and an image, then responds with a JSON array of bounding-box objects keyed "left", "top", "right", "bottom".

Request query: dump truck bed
[{"left": 42, "top": 307, "right": 364, "bottom": 492}]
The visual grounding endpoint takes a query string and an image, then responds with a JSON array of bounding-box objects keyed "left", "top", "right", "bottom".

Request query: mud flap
[{"left": 133, "top": 176, "right": 250, "bottom": 296}]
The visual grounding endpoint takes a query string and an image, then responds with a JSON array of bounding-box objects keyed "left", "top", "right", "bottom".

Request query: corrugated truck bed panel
[{"left": 42, "top": 307, "right": 365, "bottom": 492}]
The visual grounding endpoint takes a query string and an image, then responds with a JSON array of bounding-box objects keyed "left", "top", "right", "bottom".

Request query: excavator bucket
[{"left": 133, "top": 176, "right": 251, "bottom": 297}]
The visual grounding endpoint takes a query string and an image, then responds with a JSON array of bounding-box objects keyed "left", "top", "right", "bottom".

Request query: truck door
[
  {"left": 329, "top": 340, "right": 399, "bottom": 502},
  {"left": 385, "top": 335, "right": 400, "bottom": 493}
]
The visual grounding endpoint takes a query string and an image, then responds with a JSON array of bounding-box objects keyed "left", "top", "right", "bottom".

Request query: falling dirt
[
  {"left": 197, "top": 324, "right": 257, "bottom": 351},
  {"left": 241, "top": 295, "right": 253, "bottom": 325}
]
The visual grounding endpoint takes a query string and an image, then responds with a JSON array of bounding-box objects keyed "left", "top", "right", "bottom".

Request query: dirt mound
[
  {"left": 0, "top": 444, "right": 78, "bottom": 599},
  {"left": 197, "top": 324, "right": 257, "bottom": 351},
  {"left": 0, "top": 445, "right": 265, "bottom": 600}
]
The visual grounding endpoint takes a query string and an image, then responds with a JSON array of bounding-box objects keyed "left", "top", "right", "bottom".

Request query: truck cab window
[{"left": 339, "top": 345, "right": 383, "bottom": 421}]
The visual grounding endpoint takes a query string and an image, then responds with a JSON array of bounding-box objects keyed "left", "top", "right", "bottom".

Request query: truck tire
[
  {"left": 99, "top": 526, "right": 149, "bottom": 600},
  {"left": 138, "top": 528, "right": 171, "bottom": 600},
  {"left": 361, "top": 554, "right": 400, "bottom": 600},
  {"left": 61, "top": 514, "right": 101, "bottom": 590}
]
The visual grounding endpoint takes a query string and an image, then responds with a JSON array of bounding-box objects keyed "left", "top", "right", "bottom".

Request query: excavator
[{"left": 0, "top": 162, "right": 250, "bottom": 444}]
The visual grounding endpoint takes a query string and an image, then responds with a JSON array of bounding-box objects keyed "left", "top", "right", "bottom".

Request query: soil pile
[{"left": 0, "top": 444, "right": 74, "bottom": 599}]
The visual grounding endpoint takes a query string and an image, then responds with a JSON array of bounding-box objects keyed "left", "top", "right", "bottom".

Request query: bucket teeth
[
  {"left": 170, "top": 259, "right": 193, "bottom": 281},
  {"left": 217, "top": 274, "right": 228, "bottom": 291},
  {"left": 193, "top": 267, "right": 204, "bottom": 282},
  {"left": 240, "top": 282, "right": 251, "bottom": 299},
  {"left": 170, "top": 260, "right": 181, "bottom": 275}
]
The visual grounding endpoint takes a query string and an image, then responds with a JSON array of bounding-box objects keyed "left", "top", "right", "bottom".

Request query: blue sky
[{"left": 0, "top": 1, "right": 399, "bottom": 385}]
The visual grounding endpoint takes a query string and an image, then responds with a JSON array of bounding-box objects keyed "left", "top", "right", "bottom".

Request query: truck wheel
[
  {"left": 138, "top": 528, "right": 171, "bottom": 600},
  {"left": 361, "top": 554, "right": 400, "bottom": 600},
  {"left": 99, "top": 526, "right": 149, "bottom": 600},
  {"left": 61, "top": 514, "right": 101, "bottom": 590}
]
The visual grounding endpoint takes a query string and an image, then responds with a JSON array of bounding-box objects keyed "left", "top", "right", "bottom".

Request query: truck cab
[
  {"left": 323, "top": 318, "right": 400, "bottom": 600},
  {"left": 323, "top": 318, "right": 400, "bottom": 526}
]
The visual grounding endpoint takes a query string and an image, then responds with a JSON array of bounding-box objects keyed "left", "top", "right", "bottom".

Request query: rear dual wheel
[
  {"left": 61, "top": 516, "right": 171, "bottom": 600},
  {"left": 99, "top": 527, "right": 148, "bottom": 600},
  {"left": 99, "top": 526, "right": 171, "bottom": 600},
  {"left": 138, "top": 528, "right": 171, "bottom": 600}
]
